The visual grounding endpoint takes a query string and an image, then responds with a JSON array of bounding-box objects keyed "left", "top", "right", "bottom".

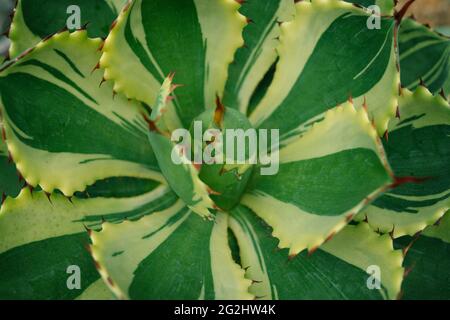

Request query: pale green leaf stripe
[
  {"left": 223, "top": 0, "right": 295, "bottom": 114},
  {"left": 0, "top": 122, "right": 21, "bottom": 203},
  {"left": 100, "top": 0, "right": 246, "bottom": 128},
  {"left": 356, "top": 87, "right": 450, "bottom": 237},
  {"left": 0, "top": 30, "right": 164, "bottom": 196},
  {"left": 395, "top": 212, "right": 450, "bottom": 299},
  {"left": 249, "top": 0, "right": 398, "bottom": 138},
  {"left": 229, "top": 206, "right": 403, "bottom": 300},
  {"left": 90, "top": 208, "right": 252, "bottom": 300},
  {"left": 243, "top": 102, "right": 392, "bottom": 255},
  {"left": 399, "top": 18, "right": 450, "bottom": 95},
  {"left": 8, "top": 0, "right": 126, "bottom": 58},
  {"left": 0, "top": 179, "right": 177, "bottom": 299}
]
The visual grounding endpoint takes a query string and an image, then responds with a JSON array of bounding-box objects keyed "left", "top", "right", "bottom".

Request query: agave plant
[{"left": 0, "top": 0, "right": 449, "bottom": 300}]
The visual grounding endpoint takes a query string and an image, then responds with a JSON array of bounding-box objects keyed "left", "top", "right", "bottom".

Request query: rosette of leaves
[{"left": 0, "top": 0, "right": 448, "bottom": 300}]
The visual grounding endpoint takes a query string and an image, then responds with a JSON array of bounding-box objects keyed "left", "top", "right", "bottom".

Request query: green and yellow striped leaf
[
  {"left": 148, "top": 130, "right": 215, "bottom": 220},
  {"left": 223, "top": 0, "right": 295, "bottom": 114},
  {"left": 0, "top": 178, "right": 177, "bottom": 299},
  {"left": 0, "top": 122, "right": 21, "bottom": 204},
  {"left": 0, "top": 30, "right": 163, "bottom": 196},
  {"left": 395, "top": 211, "right": 450, "bottom": 299},
  {"left": 8, "top": 0, "right": 126, "bottom": 58},
  {"left": 243, "top": 102, "right": 393, "bottom": 255},
  {"left": 100, "top": 0, "right": 247, "bottom": 128},
  {"left": 229, "top": 206, "right": 403, "bottom": 300},
  {"left": 399, "top": 18, "right": 450, "bottom": 96},
  {"left": 90, "top": 208, "right": 252, "bottom": 300},
  {"left": 249, "top": 0, "right": 399, "bottom": 138},
  {"left": 356, "top": 87, "right": 450, "bottom": 237}
]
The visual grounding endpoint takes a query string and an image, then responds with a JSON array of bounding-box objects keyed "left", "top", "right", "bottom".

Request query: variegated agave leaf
[
  {"left": 395, "top": 211, "right": 450, "bottom": 299},
  {"left": 398, "top": 18, "right": 450, "bottom": 98},
  {"left": 356, "top": 87, "right": 450, "bottom": 238},
  {"left": 7, "top": 0, "right": 126, "bottom": 59}
]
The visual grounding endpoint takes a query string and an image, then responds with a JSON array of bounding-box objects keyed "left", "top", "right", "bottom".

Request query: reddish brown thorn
[
  {"left": 207, "top": 187, "right": 221, "bottom": 196},
  {"left": 383, "top": 130, "right": 389, "bottom": 142},
  {"left": 167, "top": 71, "right": 176, "bottom": 82},
  {"left": 288, "top": 253, "right": 297, "bottom": 260},
  {"left": 27, "top": 184, "right": 34, "bottom": 194},
  {"left": 252, "top": 280, "right": 262, "bottom": 284},
  {"left": 390, "top": 176, "right": 431, "bottom": 189},
  {"left": 106, "top": 277, "right": 114, "bottom": 286},
  {"left": 97, "top": 42, "right": 105, "bottom": 52},
  {"left": 45, "top": 192, "right": 52, "bottom": 204},
  {"left": 99, "top": 77, "right": 106, "bottom": 87},
  {"left": 235, "top": 0, "right": 246, "bottom": 4},
  {"left": 347, "top": 94, "right": 353, "bottom": 104},
  {"left": 363, "top": 214, "right": 369, "bottom": 223},
  {"left": 193, "top": 163, "right": 202, "bottom": 171},
  {"left": 403, "top": 264, "right": 415, "bottom": 278},
  {"left": 307, "top": 247, "right": 318, "bottom": 256},
  {"left": 395, "top": 106, "right": 401, "bottom": 119},
  {"left": 93, "top": 260, "right": 101, "bottom": 270},
  {"left": 345, "top": 213, "right": 354, "bottom": 223},
  {"left": 325, "top": 232, "right": 336, "bottom": 243},
  {"left": 109, "top": 19, "right": 118, "bottom": 31},
  {"left": 84, "top": 243, "right": 92, "bottom": 254},
  {"left": 67, "top": 196, "right": 73, "bottom": 204},
  {"left": 246, "top": 18, "right": 254, "bottom": 24},
  {"left": 91, "top": 62, "right": 100, "bottom": 74},
  {"left": 16, "top": 171, "right": 22, "bottom": 182},
  {"left": 362, "top": 96, "right": 368, "bottom": 112},
  {"left": 123, "top": 0, "right": 132, "bottom": 12},
  {"left": 244, "top": 266, "right": 250, "bottom": 272},
  {"left": 394, "top": 0, "right": 417, "bottom": 24},
  {"left": 389, "top": 225, "right": 395, "bottom": 239},
  {"left": 214, "top": 94, "right": 225, "bottom": 127},
  {"left": 439, "top": 88, "right": 447, "bottom": 100},
  {"left": 419, "top": 78, "right": 425, "bottom": 87},
  {"left": 276, "top": 20, "right": 283, "bottom": 26},
  {"left": 112, "top": 91, "right": 117, "bottom": 100}
]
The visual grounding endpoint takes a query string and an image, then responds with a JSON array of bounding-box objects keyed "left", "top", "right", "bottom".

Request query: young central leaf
[{"left": 190, "top": 106, "right": 255, "bottom": 211}]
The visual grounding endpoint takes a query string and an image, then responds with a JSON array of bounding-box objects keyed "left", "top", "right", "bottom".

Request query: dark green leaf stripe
[
  {"left": 249, "top": 0, "right": 399, "bottom": 137},
  {"left": 0, "top": 31, "right": 163, "bottom": 196},
  {"left": 223, "top": 0, "right": 295, "bottom": 114},
  {"left": 242, "top": 102, "right": 392, "bottom": 255},
  {"left": 395, "top": 212, "right": 450, "bottom": 299},
  {"left": 90, "top": 209, "right": 252, "bottom": 299},
  {"left": 0, "top": 176, "right": 177, "bottom": 299},
  {"left": 357, "top": 87, "right": 450, "bottom": 237},
  {"left": 0, "top": 125, "right": 21, "bottom": 203},
  {"left": 8, "top": 0, "right": 126, "bottom": 58},
  {"left": 399, "top": 18, "right": 450, "bottom": 95},
  {"left": 229, "top": 206, "right": 403, "bottom": 300},
  {"left": 100, "top": 0, "right": 246, "bottom": 128}
]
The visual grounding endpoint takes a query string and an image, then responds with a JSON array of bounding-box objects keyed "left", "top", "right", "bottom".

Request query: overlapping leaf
[
  {"left": 0, "top": 177, "right": 177, "bottom": 299},
  {"left": 243, "top": 101, "right": 393, "bottom": 255},
  {"left": 100, "top": 0, "right": 247, "bottom": 128},
  {"left": 0, "top": 30, "right": 163, "bottom": 196},
  {"left": 356, "top": 87, "right": 450, "bottom": 237},
  {"left": 249, "top": 0, "right": 399, "bottom": 138},
  {"left": 90, "top": 209, "right": 252, "bottom": 299},
  {"left": 229, "top": 205, "right": 403, "bottom": 300},
  {"left": 399, "top": 18, "right": 450, "bottom": 97},
  {"left": 395, "top": 211, "right": 450, "bottom": 299},
  {"left": 8, "top": 0, "right": 126, "bottom": 58}
]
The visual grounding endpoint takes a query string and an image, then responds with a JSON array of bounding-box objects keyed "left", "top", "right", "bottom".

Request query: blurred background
[{"left": 0, "top": 0, "right": 449, "bottom": 59}]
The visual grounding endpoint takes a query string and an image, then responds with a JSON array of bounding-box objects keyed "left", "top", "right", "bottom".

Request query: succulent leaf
[
  {"left": 249, "top": 0, "right": 399, "bottom": 137},
  {"left": 8, "top": 0, "right": 126, "bottom": 58},
  {"left": 223, "top": 0, "right": 295, "bottom": 114},
  {"left": 0, "top": 122, "right": 21, "bottom": 205},
  {"left": 395, "top": 211, "right": 450, "bottom": 299},
  {"left": 100, "top": 0, "right": 246, "bottom": 128},
  {"left": 242, "top": 101, "right": 393, "bottom": 255},
  {"left": 398, "top": 18, "right": 450, "bottom": 97},
  {"left": 356, "top": 87, "right": 450, "bottom": 237},
  {"left": 90, "top": 208, "right": 253, "bottom": 299},
  {"left": 0, "top": 31, "right": 163, "bottom": 196},
  {"left": 0, "top": 178, "right": 176, "bottom": 299},
  {"left": 230, "top": 205, "right": 403, "bottom": 300}
]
